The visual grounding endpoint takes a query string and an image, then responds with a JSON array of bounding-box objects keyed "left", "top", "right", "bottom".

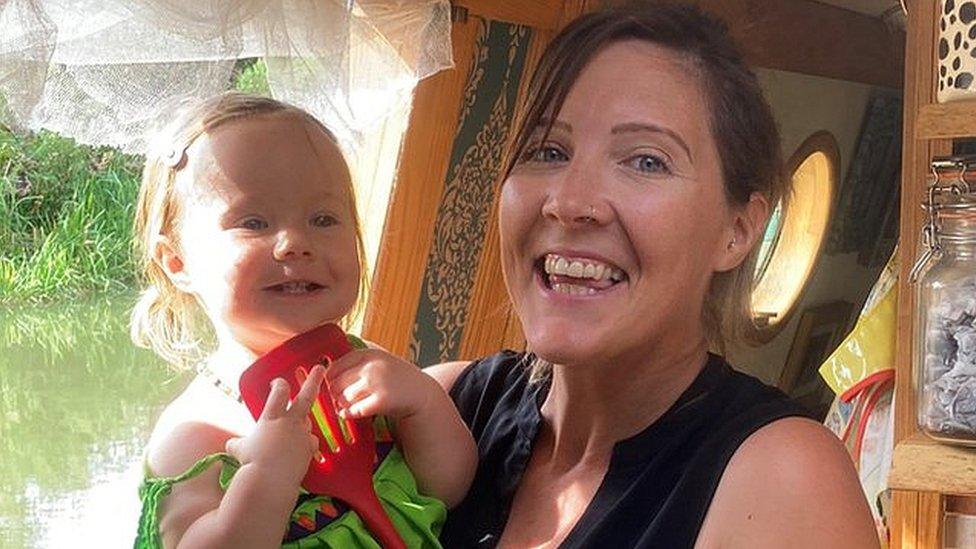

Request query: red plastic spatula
[{"left": 239, "top": 323, "right": 406, "bottom": 549}]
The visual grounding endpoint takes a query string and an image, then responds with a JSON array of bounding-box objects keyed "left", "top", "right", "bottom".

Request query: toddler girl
[{"left": 132, "top": 92, "right": 476, "bottom": 548}]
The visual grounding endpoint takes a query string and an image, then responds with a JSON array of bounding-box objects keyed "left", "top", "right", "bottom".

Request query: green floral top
[{"left": 134, "top": 422, "right": 445, "bottom": 548}]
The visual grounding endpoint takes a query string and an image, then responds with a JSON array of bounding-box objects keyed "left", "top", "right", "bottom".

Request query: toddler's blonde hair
[{"left": 130, "top": 92, "right": 369, "bottom": 368}]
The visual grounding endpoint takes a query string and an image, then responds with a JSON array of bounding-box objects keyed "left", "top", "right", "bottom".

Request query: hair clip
[{"left": 162, "top": 146, "right": 188, "bottom": 170}]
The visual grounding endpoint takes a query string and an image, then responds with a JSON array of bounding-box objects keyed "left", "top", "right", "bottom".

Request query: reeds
[
  {"left": 0, "top": 64, "right": 267, "bottom": 303},
  {"left": 0, "top": 129, "right": 142, "bottom": 303}
]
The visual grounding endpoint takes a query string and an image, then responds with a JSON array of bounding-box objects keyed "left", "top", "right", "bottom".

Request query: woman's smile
[{"left": 535, "top": 252, "right": 628, "bottom": 298}]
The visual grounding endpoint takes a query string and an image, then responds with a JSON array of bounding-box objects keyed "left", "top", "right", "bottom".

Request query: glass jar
[
  {"left": 913, "top": 157, "right": 976, "bottom": 446},
  {"left": 945, "top": 510, "right": 976, "bottom": 549}
]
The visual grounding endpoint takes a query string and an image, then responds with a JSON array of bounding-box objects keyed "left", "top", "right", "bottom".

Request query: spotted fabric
[{"left": 939, "top": 0, "right": 976, "bottom": 100}]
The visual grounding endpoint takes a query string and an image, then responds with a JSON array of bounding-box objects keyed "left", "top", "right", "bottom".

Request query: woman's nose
[
  {"left": 540, "top": 164, "right": 607, "bottom": 226},
  {"left": 273, "top": 229, "right": 313, "bottom": 261}
]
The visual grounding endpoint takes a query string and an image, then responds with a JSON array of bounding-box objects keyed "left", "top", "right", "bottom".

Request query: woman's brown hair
[{"left": 504, "top": 2, "right": 786, "bottom": 358}]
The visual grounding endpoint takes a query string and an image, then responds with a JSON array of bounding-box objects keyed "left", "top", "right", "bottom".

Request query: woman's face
[{"left": 500, "top": 40, "right": 743, "bottom": 367}]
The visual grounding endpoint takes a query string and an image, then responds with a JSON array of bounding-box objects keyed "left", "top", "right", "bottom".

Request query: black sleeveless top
[{"left": 440, "top": 351, "right": 810, "bottom": 548}]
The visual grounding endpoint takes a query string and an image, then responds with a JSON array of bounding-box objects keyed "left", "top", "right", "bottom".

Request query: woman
[{"left": 425, "top": 3, "right": 879, "bottom": 548}]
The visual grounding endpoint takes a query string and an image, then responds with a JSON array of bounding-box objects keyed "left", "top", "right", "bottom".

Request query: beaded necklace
[{"left": 196, "top": 362, "right": 244, "bottom": 404}]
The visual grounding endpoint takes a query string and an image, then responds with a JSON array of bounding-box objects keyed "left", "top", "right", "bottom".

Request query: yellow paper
[{"left": 818, "top": 285, "right": 898, "bottom": 395}]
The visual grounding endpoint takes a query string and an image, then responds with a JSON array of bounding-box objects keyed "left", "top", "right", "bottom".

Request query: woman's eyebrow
[
  {"left": 611, "top": 122, "right": 693, "bottom": 162},
  {"left": 534, "top": 118, "right": 573, "bottom": 135}
]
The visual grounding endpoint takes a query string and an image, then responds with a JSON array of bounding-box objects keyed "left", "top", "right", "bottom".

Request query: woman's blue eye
[
  {"left": 312, "top": 213, "right": 338, "bottom": 227},
  {"left": 525, "top": 145, "right": 568, "bottom": 163},
  {"left": 240, "top": 217, "right": 267, "bottom": 230},
  {"left": 627, "top": 154, "right": 670, "bottom": 174}
]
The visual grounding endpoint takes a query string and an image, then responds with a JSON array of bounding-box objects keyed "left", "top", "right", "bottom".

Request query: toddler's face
[{"left": 172, "top": 113, "right": 361, "bottom": 355}]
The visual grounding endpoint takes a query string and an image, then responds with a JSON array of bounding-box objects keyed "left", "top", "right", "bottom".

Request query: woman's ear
[
  {"left": 715, "top": 192, "right": 769, "bottom": 273},
  {"left": 153, "top": 235, "right": 192, "bottom": 291}
]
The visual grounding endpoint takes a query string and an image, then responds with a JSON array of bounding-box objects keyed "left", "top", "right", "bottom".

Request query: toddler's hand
[
  {"left": 325, "top": 349, "right": 438, "bottom": 421},
  {"left": 225, "top": 364, "right": 325, "bottom": 487}
]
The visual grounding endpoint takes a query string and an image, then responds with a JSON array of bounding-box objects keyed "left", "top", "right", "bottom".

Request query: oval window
[{"left": 750, "top": 131, "right": 839, "bottom": 341}]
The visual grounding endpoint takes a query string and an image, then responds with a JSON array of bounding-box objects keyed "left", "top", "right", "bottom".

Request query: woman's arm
[
  {"left": 393, "top": 368, "right": 478, "bottom": 507},
  {"left": 325, "top": 352, "right": 477, "bottom": 507},
  {"left": 697, "top": 417, "right": 879, "bottom": 549}
]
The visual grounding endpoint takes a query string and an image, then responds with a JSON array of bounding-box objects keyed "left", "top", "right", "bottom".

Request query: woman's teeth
[
  {"left": 551, "top": 283, "right": 597, "bottom": 296},
  {"left": 543, "top": 253, "right": 625, "bottom": 283}
]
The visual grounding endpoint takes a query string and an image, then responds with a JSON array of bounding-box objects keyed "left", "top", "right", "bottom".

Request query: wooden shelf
[
  {"left": 917, "top": 101, "right": 976, "bottom": 140},
  {"left": 889, "top": 433, "right": 976, "bottom": 494}
]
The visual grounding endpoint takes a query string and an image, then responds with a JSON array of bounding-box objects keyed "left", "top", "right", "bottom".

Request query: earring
[{"left": 727, "top": 237, "right": 737, "bottom": 250}]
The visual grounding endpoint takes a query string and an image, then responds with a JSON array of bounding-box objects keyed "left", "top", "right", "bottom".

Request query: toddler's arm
[
  {"left": 148, "top": 367, "right": 325, "bottom": 548},
  {"left": 326, "top": 350, "right": 477, "bottom": 508}
]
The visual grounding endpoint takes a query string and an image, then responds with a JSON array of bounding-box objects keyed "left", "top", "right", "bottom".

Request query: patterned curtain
[
  {"left": 825, "top": 91, "right": 902, "bottom": 266},
  {"left": 408, "top": 19, "right": 532, "bottom": 365}
]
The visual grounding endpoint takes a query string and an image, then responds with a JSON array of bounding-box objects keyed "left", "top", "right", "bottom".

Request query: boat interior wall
[
  {"left": 598, "top": 0, "right": 905, "bottom": 87},
  {"left": 732, "top": 69, "right": 901, "bottom": 398},
  {"left": 362, "top": 0, "right": 904, "bottom": 400}
]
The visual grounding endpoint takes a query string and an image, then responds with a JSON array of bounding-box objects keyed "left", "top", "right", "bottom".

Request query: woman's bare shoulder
[
  {"left": 697, "top": 417, "right": 879, "bottom": 549},
  {"left": 423, "top": 361, "right": 471, "bottom": 392},
  {"left": 356, "top": 337, "right": 470, "bottom": 392}
]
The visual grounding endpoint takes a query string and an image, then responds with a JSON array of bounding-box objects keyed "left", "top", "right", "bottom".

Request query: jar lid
[
  {"left": 911, "top": 158, "right": 976, "bottom": 282},
  {"left": 930, "top": 155, "right": 976, "bottom": 200},
  {"left": 926, "top": 156, "right": 976, "bottom": 219}
]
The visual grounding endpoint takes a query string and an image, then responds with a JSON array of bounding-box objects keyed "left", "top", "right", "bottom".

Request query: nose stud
[{"left": 581, "top": 204, "right": 597, "bottom": 224}]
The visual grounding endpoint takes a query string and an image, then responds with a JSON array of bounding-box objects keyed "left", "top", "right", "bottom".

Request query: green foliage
[
  {"left": 0, "top": 129, "right": 143, "bottom": 303},
  {"left": 233, "top": 58, "right": 271, "bottom": 95},
  {"left": 0, "top": 59, "right": 272, "bottom": 303}
]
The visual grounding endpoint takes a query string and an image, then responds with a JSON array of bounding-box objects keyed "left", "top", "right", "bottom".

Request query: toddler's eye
[
  {"left": 625, "top": 154, "right": 671, "bottom": 175},
  {"left": 312, "top": 213, "right": 338, "bottom": 227},
  {"left": 239, "top": 217, "right": 268, "bottom": 230}
]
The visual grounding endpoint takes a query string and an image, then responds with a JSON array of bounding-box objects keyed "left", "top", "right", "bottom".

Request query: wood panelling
[
  {"left": 890, "top": 0, "right": 949, "bottom": 546},
  {"left": 895, "top": 0, "right": 934, "bottom": 450},
  {"left": 918, "top": 492, "right": 945, "bottom": 548},
  {"left": 895, "top": 0, "right": 945, "bottom": 448},
  {"left": 695, "top": 0, "right": 903, "bottom": 88},
  {"left": 361, "top": 18, "right": 480, "bottom": 355},
  {"left": 453, "top": 0, "right": 564, "bottom": 29},
  {"left": 891, "top": 491, "right": 920, "bottom": 549},
  {"left": 892, "top": 491, "right": 945, "bottom": 549},
  {"left": 890, "top": 434, "right": 976, "bottom": 494},
  {"left": 917, "top": 101, "right": 976, "bottom": 139},
  {"left": 570, "top": 0, "right": 904, "bottom": 87}
]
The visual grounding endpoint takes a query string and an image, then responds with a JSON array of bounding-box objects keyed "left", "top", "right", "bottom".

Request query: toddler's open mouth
[{"left": 265, "top": 280, "right": 324, "bottom": 294}]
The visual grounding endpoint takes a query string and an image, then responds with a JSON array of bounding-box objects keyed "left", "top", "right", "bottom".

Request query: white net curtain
[
  {"left": 0, "top": 0, "right": 453, "bottom": 317},
  {"left": 0, "top": 0, "right": 452, "bottom": 151}
]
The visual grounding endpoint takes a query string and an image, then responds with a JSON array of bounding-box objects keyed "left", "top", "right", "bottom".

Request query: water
[{"left": 0, "top": 294, "right": 192, "bottom": 548}]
